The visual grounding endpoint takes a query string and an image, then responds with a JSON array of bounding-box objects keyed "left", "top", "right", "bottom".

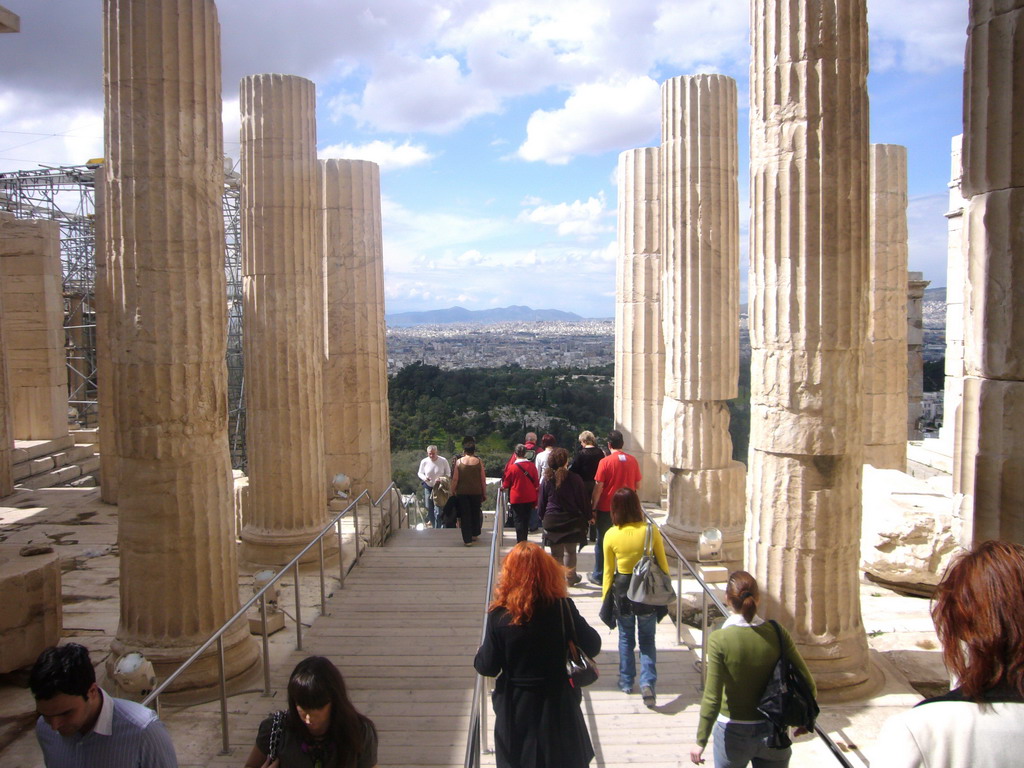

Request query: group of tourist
[{"left": 28, "top": 538, "right": 1024, "bottom": 767}]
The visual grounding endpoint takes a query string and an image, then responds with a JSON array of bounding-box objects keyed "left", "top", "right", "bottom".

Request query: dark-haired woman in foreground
[
  {"left": 474, "top": 541, "right": 601, "bottom": 768},
  {"left": 689, "top": 571, "right": 814, "bottom": 767},
  {"left": 873, "top": 539, "right": 1024, "bottom": 767},
  {"left": 244, "top": 656, "right": 377, "bottom": 768}
]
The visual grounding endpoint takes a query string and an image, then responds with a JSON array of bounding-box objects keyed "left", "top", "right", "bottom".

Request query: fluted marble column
[
  {"left": 321, "top": 159, "right": 392, "bottom": 500},
  {"left": 615, "top": 148, "right": 664, "bottom": 504},
  {"left": 239, "top": 74, "right": 329, "bottom": 565},
  {"left": 747, "top": 0, "right": 876, "bottom": 696},
  {"left": 907, "top": 273, "right": 929, "bottom": 440},
  {"left": 103, "top": 0, "right": 257, "bottom": 689},
  {"left": 957, "top": 0, "right": 1024, "bottom": 545},
  {"left": 93, "top": 167, "right": 119, "bottom": 503},
  {"left": 659, "top": 75, "right": 745, "bottom": 566},
  {"left": 864, "top": 145, "right": 909, "bottom": 469}
]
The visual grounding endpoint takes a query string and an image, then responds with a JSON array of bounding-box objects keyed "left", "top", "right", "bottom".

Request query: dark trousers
[
  {"left": 455, "top": 494, "right": 483, "bottom": 544},
  {"left": 590, "top": 509, "right": 613, "bottom": 579},
  {"left": 510, "top": 502, "right": 533, "bottom": 542}
]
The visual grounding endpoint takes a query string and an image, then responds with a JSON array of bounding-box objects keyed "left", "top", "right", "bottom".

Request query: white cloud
[
  {"left": 868, "top": 2, "right": 968, "bottom": 73},
  {"left": 519, "top": 194, "right": 612, "bottom": 238},
  {"left": 0, "top": 98, "right": 102, "bottom": 171},
  {"left": 339, "top": 54, "right": 501, "bottom": 134},
  {"left": 517, "top": 77, "right": 661, "bottom": 164},
  {"left": 319, "top": 140, "right": 435, "bottom": 171}
]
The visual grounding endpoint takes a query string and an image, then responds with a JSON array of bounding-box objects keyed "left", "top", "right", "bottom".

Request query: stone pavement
[{"left": 0, "top": 489, "right": 946, "bottom": 767}]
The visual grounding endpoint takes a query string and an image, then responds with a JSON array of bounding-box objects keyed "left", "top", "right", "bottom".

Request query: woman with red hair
[
  {"left": 874, "top": 539, "right": 1024, "bottom": 767},
  {"left": 474, "top": 542, "right": 601, "bottom": 768}
]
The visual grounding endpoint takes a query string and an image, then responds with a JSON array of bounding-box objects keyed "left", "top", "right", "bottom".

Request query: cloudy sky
[{"left": 0, "top": 1, "right": 967, "bottom": 317}]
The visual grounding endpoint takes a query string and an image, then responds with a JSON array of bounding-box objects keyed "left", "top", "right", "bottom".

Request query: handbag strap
[
  {"left": 643, "top": 522, "right": 654, "bottom": 557},
  {"left": 767, "top": 619, "right": 785, "bottom": 664},
  {"left": 559, "top": 598, "right": 579, "bottom": 645}
]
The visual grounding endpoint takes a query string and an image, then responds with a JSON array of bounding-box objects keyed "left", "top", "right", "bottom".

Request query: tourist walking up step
[
  {"left": 569, "top": 430, "right": 605, "bottom": 543},
  {"left": 245, "top": 656, "right": 378, "bottom": 768},
  {"left": 474, "top": 542, "right": 601, "bottom": 768},
  {"left": 601, "top": 488, "right": 669, "bottom": 707},
  {"left": 417, "top": 445, "right": 450, "bottom": 528},
  {"left": 502, "top": 444, "right": 540, "bottom": 542},
  {"left": 530, "top": 434, "right": 556, "bottom": 532},
  {"left": 537, "top": 447, "right": 590, "bottom": 586},
  {"left": 689, "top": 571, "right": 815, "bottom": 767},
  {"left": 872, "top": 540, "right": 1024, "bottom": 768},
  {"left": 451, "top": 436, "right": 486, "bottom": 546},
  {"left": 31, "top": 643, "right": 178, "bottom": 768},
  {"left": 588, "top": 430, "right": 641, "bottom": 585}
]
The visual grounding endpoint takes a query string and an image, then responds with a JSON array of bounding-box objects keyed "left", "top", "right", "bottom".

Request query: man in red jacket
[{"left": 588, "top": 429, "right": 641, "bottom": 584}]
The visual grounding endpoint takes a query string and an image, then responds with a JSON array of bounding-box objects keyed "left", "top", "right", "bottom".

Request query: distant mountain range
[{"left": 386, "top": 305, "right": 587, "bottom": 326}]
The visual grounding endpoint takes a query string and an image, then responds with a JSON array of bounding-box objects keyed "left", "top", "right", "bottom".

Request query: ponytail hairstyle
[
  {"left": 726, "top": 570, "right": 759, "bottom": 623},
  {"left": 544, "top": 447, "right": 570, "bottom": 488}
]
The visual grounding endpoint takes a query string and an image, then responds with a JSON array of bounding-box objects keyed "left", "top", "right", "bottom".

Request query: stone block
[
  {"left": 749, "top": 348, "right": 863, "bottom": 455},
  {"left": 963, "top": 189, "right": 1024, "bottom": 381},
  {"left": 861, "top": 466, "right": 959, "bottom": 589},
  {"left": 661, "top": 398, "right": 733, "bottom": 470},
  {"left": 0, "top": 549, "right": 61, "bottom": 673},
  {"left": 956, "top": 376, "right": 1024, "bottom": 544}
]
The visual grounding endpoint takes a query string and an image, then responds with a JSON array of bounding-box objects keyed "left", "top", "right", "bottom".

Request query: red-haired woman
[
  {"left": 689, "top": 571, "right": 814, "bottom": 767},
  {"left": 474, "top": 541, "right": 601, "bottom": 768},
  {"left": 873, "top": 540, "right": 1024, "bottom": 767}
]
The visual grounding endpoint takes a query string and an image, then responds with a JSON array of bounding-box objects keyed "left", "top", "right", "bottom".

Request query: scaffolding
[{"left": 0, "top": 162, "right": 247, "bottom": 469}]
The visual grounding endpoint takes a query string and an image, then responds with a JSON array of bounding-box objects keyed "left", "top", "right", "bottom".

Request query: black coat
[{"left": 473, "top": 598, "right": 601, "bottom": 768}]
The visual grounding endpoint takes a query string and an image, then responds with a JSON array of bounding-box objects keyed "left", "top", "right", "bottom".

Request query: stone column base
[
  {"left": 661, "top": 461, "right": 746, "bottom": 569},
  {"left": 109, "top": 618, "right": 259, "bottom": 698},
  {"left": 240, "top": 523, "right": 340, "bottom": 569}
]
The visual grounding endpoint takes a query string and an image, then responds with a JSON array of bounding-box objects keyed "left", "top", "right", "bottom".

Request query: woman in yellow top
[{"left": 601, "top": 488, "right": 670, "bottom": 708}]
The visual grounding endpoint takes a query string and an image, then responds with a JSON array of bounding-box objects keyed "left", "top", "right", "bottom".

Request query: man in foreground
[{"left": 31, "top": 643, "right": 178, "bottom": 768}]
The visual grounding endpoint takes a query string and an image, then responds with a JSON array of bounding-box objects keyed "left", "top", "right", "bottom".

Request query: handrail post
[
  {"left": 353, "top": 502, "right": 361, "bottom": 563},
  {"left": 259, "top": 594, "right": 271, "bottom": 696},
  {"left": 700, "top": 587, "right": 709, "bottom": 689},
  {"left": 337, "top": 519, "right": 345, "bottom": 588},
  {"left": 217, "top": 636, "right": 230, "bottom": 754},
  {"left": 318, "top": 537, "right": 327, "bottom": 616},
  {"left": 368, "top": 496, "right": 374, "bottom": 549},
  {"left": 294, "top": 565, "right": 303, "bottom": 651}
]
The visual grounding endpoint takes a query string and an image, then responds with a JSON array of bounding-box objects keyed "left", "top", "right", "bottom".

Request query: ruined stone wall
[{"left": 0, "top": 214, "right": 68, "bottom": 441}]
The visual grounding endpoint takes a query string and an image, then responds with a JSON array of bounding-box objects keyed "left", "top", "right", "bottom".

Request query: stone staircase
[{"left": 12, "top": 431, "right": 100, "bottom": 490}]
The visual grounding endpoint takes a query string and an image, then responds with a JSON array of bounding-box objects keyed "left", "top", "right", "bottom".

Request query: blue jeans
[
  {"left": 712, "top": 721, "right": 791, "bottom": 768},
  {"left": 423, "top": 487, "right": 438, "bottom": 527},
  {"left": 617, "top": 611, "right": 656, "bottom": 691}
]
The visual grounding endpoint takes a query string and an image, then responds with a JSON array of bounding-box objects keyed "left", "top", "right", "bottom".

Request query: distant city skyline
[{"left": 0, "top": 1, "right": 966, "bottom": 316}]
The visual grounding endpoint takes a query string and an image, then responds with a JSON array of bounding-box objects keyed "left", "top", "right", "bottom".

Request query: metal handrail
[
  {"left": 141, "top": 482, "right": 414, "bottom": 754},
  {"left": 464, "top": 490, "right": 508, "bottom": 768},
  {"left": 641, "top": 511, "right": 854, "bottom": 768}
]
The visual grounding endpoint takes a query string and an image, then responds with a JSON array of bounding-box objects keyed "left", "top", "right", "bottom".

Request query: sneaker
[
  {"left": 641, "top": 685, "right": 656, "bottom": 708},
  {"left": 568, "top": 573, "right": 583, "bottom": 586},
  {"left": 619, "top": 681, "right": 634, "bottom": 694},
  {"left": 587, "top": 573, "right": 602, "bottom": 586}
]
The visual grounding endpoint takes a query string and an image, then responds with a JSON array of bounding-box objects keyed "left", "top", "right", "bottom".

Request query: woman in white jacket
[{"left": 873, "top": 539, "right": 1024, "bottom": 767}]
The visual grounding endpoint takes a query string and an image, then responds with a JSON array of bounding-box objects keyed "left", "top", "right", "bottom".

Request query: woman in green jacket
[{"left": 689, "top": 571, "right": 815, "bottom": 767}]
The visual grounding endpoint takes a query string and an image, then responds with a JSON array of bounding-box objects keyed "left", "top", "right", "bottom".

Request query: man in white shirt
[
  {"left": 32, "top": 643, "right": 177, "bottom": 768},
  {"left": 417, "top": 445, "right": 450, "bottom": 528}
]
